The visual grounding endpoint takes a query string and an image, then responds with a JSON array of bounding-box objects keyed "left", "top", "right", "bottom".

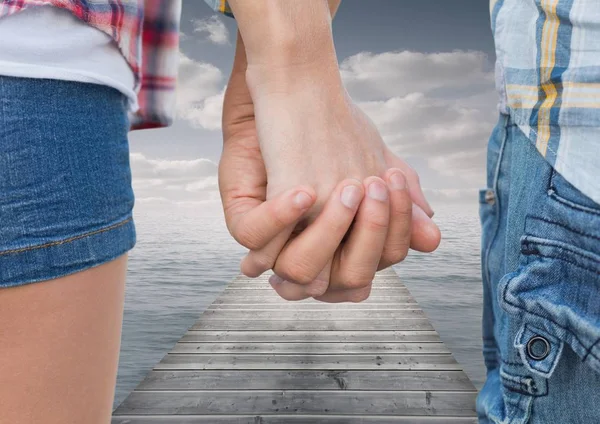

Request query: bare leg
[{"left": 0, "top": 254, "right": 128, "bottom": 424}]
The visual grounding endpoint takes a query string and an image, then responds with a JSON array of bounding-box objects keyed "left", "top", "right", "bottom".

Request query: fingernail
[
  {"left": 389, "top": 171, "right": 406, "bottom": 190},
  {"left": 368, "top": 180, "right": 388, "bottom": 201},
  {"left": 293, "top": 191, "right": 313, "bottom": 210},
  {"left": 269, "top": 274, "right": 284, "bottom": 285},
  {"left": 340, "top": 185, "right": 362, "bottom": 209}
]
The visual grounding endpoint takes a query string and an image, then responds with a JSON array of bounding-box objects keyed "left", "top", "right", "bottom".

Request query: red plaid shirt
[{"left": 0, "top": 0, "right": 181, "bottom": 130}]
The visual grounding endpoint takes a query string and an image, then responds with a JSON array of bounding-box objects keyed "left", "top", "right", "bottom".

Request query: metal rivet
[
  {"left": 525, "top": 377, "right": 537, "bottom": 394},
  {"left": 527, "top": 336, "right": 551, "bottom": 360},
  {"left": 485, "top": 189, "right": 496, "bottom": 205}
]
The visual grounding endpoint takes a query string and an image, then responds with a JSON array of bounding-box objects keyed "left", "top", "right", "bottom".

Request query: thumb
[{"left": 223, "top": 185, "right": 317, "bottom": 251}]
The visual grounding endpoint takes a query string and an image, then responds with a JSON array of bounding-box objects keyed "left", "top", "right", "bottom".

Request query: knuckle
[
  {"left": 277, "top": 291, "right": 301, "bottom": 301},
  {"left": 391, "top": 200, "right": 412, "bottom": 217},
  {"left": 233, "top": 226, "right": 264, "bottom": 250},
  {"left": 338, "top": 270, "right": 373, "bottom": 290},
  {"left": 276, "top": 259, "right": 317, "bottom": 285},
  {"left": 305, "top": 281, "right": 329, "bottom": 297},
  {"left": 327, "top": 216, "right": 352, "bottom": 236},
  {"left": 250, "top": 254, "right": 276, "bottom": 273},
  {"left": 390, "top": 190, "right": 413, "bottom": 213},
  {"left": 267, "top": 202, "right": 289, "bottom": 230},
  {"left": 363, "top": 212, "right": 389, "bottom": 232},
  {"left": 382, "top": 246, "right": 409, "bottom": 265},
  {"left": 349, "top": 288, "right": 372, "bottom": 303}
]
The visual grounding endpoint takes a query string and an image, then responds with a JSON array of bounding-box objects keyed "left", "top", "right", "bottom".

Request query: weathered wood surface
[{"left": 113, "top": 268, "right": 477, "bottom": 422}]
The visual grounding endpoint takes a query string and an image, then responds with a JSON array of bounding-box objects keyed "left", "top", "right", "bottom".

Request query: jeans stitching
[
  {"left": 549, "top": 189, "right": 600, "bottom": 216},
  {"left": 549, "top": 169, "right": 600, "bottom": 216},
  {"left": 0, "top": 216, "right": 132, "bottom": 256},
  {"left": 480, "top": 116, "right": 509, "bottom": 370},
  {"left": 521, "top": 243, "right": 600, "bottom": 275},
  {"left": 583, "top": 338, "right": 600, "bottom": 363},
  {"left": 502, "top": 359, "right": 526, "bottom": 366},
  {"left": 527, "top": 216, "right": 600, "bottom": 242}
]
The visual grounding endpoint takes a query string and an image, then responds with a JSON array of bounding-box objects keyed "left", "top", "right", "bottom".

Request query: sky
[{"left": 129, "top": 0, "right": 498, "bottom": 210}]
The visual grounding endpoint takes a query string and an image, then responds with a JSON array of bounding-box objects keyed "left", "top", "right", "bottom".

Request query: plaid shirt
[
  {"left": 0, "top": 0, "right": 181, "bottom": 130},
  {"left": 491, "top": 0, "right": 600, "bottom": 204},
  {"left": 204, "top": 0, "right": 232, "bottom": 17}
]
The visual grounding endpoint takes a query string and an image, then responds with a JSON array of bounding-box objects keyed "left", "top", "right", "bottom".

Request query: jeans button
[{"left": 527, "top": 336, "right": 551, "bottom": 360}]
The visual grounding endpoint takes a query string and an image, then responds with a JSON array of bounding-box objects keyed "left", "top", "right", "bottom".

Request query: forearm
[{"left": 227, "top": 0, "right": 343, "bottom": 93}]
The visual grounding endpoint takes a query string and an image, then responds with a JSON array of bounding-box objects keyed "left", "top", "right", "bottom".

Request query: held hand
[
  {"left": 219, "top": 32, "right": 441, "bottom": 302},
  {"left": 247, "top": 92, "right": 440, "bottom": 301}
]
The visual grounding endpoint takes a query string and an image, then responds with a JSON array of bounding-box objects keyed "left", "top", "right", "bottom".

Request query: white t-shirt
[{"left": 0, "top": 5, "right": 138, "bottom": 111}]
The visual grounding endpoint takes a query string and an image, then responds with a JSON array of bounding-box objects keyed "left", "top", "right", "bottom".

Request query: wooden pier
[{"left": 112, "top": 267, "right": 477, "bottom": 423}]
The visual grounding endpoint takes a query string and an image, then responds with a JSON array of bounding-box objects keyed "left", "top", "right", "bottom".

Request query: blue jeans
[
  {"left": 477, "top": 115, "right": 600, "bottom": 423},
  {"left": 0, "top": 76, "right": 136, "bottom": 287}
]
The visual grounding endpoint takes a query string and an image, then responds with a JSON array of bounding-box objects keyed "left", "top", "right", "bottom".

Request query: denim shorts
[
  {"left": 477, "top": 115, "right": 600, "bottom": 423},
  {"left": 0, "top": 76, "right": 136, "bottom": 288}
]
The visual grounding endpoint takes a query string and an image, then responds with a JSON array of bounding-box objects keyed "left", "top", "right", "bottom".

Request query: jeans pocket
[{"left": 499, "top": 216, "right": 600, "bottom": 376}]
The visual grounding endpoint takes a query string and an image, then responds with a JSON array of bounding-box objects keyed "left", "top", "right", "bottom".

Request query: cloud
[
  {"left": 179, "top": 88, "right": 225, "bottom": 131},
  {"left": 192, "top": 15, "right": 229, "bottom": 45},
  {"left": 176, "top": 53, "right": 226, "bottom": 130},
  {"left": 130, "top": 153, "right": 220, "bottom": 203},
  {"left": 341, "top": 50, "right": 494, "bottom": 100},
  {"left": 341, "top": 50, "right": 498, "bottom": 187}
]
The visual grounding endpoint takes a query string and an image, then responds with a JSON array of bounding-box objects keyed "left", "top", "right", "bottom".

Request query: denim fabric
[
  {"left": 477, "top": 114, "right": 600, "bottom": 423},
  {"left": 0, "top": 76, "right": 136, "bottom": 287}
]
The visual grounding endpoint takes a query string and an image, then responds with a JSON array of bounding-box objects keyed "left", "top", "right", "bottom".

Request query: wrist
[
  {"left": 229, "top": 0, "right": 337, "bottom": 69},
  {"left": 245, "top": 56, "right": 344, "bottom": 101}
]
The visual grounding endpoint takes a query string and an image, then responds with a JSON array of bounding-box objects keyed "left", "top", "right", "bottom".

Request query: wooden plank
[
  {"left": 113, "top": 269, "right": 477, "bottom": 420},
  {"left": 179, "top": 330, "right": 441, "bottom": 343},
  {"left": 190, "top": 319, "right": 434, "bottom": 331},
  {"left": 199, "top": 310, "right": 426, "bottom": 320},
  {"left": 136, "top": 370, "right": 476, "bottom": 391},
  {"left": 171, "top": 342, "right": 450, "bottom": 354},
  {"left": 155, "top": 354, "right": 461, "bottom": 370},
  {"left": 112, "top": 390, "right": 476, "bottom": 416},
  {"left": 113, "top": 415, "right": 479, "bottom": 423}
]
